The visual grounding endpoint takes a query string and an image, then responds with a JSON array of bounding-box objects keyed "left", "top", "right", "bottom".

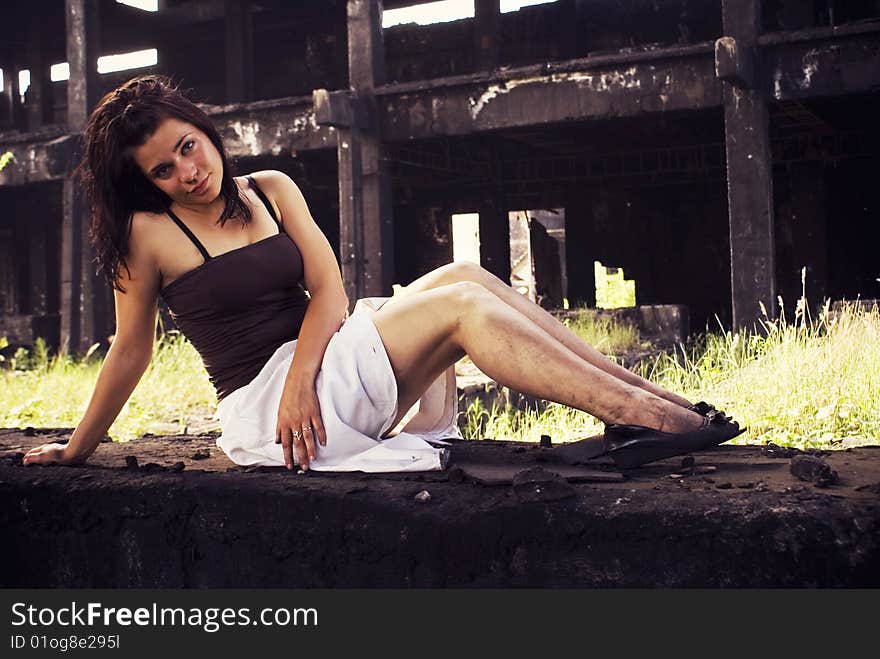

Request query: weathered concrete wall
[{"left": 1, "top": 430, "right": 878, "bottom": 587}]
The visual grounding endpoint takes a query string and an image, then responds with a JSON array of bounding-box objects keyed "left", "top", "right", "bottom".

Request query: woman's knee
[
  {"left": 440, "top": 280, "right": 498, "bottom": 322},
  {"left": 438, "top": 260, "right": 494, "bottom": 286}
]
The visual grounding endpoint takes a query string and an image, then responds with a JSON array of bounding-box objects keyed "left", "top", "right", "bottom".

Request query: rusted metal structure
[{"left": 1, "top": 0, "right": 878, "bottom": 352}]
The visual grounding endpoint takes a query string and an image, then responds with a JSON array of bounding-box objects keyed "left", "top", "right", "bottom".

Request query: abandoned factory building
[{"left": 0, "top": 0, "right": 878, "bottom": 353}]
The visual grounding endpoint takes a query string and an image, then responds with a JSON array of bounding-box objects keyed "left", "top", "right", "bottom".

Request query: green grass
[
  {"left": 0, "top": 331, "right": 217, "bottom": 440},
  {"left": 559, "top": 309, "right": 643, "bottom": 355},
  {"left": 461, "top": 299, "right": 880, "bottom": 449},
  {"left": 3, "top": 297, "right": 878, "bottom": 450}
]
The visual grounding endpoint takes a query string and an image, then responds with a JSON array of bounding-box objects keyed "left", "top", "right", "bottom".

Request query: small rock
[
  {"left": 737, "top": 482, "right": 755, "bottom": 489},
  {"left": 755, "top": 483, "right": 769, "bottom": 492},
  {"left": 702, "top": 477, "right": 715, "bottom": 484},
  {"left": 447, "top": 466, "right": 465, "bottom": 484},
  {"left": 140, "top": 462, "right": 163, "bottom": 472},
  {"left": 511, "top": 467, "right": 576, "bottom": 503},
  {"left": 761, "top": 442, "right": 800, "bottom": 459},
  {"left": 414, "top": 490, "right": 431, "bottom": 502},
  {"left": 790, "top": 455, "right": 839, "bottom": 487},
  {"left": 124, "top": 456, "right": 139, "bottom": 470},
  {"left": 539, "top": 434, "right": 552, "bottom": 448},
  {"left": 191, "top": 449, "right": 211, "bottom": 460},
  {"left": 24, "top": 427, "right": 35, "bottom": 437},
  {"left": 716, "top": 482, "right": 733, "bottom": 489},
  {"left": 171, "top": 461, "right": 185, "bottom": 472},
  {"left": 669, "top": 473, "right": 685, "bottom": 479}
]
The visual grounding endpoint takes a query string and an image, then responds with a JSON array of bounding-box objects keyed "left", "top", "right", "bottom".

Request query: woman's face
[{"left": 132, "top": 117, "right": 223, "bottom": 207}]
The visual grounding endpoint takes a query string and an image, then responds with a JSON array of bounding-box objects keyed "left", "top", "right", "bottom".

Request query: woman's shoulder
[
  {"left": 128, "top": 210, "right": 173, "bottom": 260},
  {"left": 242, "top": 170, "right": 300, "bottom": 195},
  {"left": 129, "top": 209, "right": 171, "bottom": 238}
]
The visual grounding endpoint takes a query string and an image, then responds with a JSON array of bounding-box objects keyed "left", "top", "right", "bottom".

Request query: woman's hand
[
  {"left": 22, "top": 442, "right": 83, "bottom": 466},
  {"left": 276, "top": 375, "right": 327, "bottom": 471}
]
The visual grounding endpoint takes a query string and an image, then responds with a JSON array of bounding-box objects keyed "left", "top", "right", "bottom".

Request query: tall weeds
[
  {"left": 461, "top": 291, "right": 880, "bottom": 448},
  {"left": 0, "top": 331, "right": 216, "bottom": 440}
]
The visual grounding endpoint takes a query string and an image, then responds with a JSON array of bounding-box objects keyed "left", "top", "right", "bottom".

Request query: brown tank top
[{"left": 159, "top": 176, "right": 309, "bottom": 400}]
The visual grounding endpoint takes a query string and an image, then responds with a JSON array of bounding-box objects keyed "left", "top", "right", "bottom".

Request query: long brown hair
[{"left": 78, "top": 75, "right": 251, "bottom": 290}]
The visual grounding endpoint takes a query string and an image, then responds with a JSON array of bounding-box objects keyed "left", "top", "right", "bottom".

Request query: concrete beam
[
  {"left": 763, "top": 26, "right": 880, "bottom": 102},
  {"left": 715, "top": 36, "right": 755, "bottom": 88},
  {"left": 202, "top": 96, "right": 339, "bottom": 157},
  {"left": 0, "top": 132, "right": 76, "bottom": 187},
  {"left": 377, "top": 43, "right": 721, "bottom": 141},
  {"left": 313, "top": 89, "right": 354, "bottom": 128}
]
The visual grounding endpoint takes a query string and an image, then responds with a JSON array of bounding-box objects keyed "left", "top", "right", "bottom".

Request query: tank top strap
[
  {"left": 166, "top": 208, "right": 212, "bottom": 261},
  {"left": 247, "top": 175, "right": 284, "bottom": 232}
]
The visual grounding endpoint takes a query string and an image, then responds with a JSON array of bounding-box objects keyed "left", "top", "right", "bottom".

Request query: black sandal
[
  {"left": 688, "top": 401, "right": 718, "bottom": 416},
  {"left": 604, "top": 413, "right": 745, "bottom": 469}
]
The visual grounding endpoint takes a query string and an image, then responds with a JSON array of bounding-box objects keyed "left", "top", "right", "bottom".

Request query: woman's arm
[
  {"left": 23, "top": 215, "right": 161, "bottom": 465},
  {"left": 251, "top": 170, "right": 349, "bottom": 470}
]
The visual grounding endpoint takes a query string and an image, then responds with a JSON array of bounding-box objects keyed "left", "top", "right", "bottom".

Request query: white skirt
[{"left": 215, "top": 297, "right": 461, "bottom": 472}]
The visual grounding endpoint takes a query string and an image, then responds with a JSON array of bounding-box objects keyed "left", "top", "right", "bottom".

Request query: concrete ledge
[
  {"left": 1, "top": 430, "right": 878, "bottom": 587},
  {"left": 554, "top": 305, "right": 690, "bottom": 345}
]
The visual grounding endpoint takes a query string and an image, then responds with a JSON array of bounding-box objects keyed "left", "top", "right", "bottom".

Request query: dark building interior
[{"left": 1, "top": 0, "right": 878, "bottom": 351}]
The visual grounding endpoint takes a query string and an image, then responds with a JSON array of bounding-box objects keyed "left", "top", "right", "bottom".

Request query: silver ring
[{"left": 291, "top": 430, "right": 301, "bottom": 441}]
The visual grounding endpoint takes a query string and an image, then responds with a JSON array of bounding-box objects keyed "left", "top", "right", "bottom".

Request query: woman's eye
[
  {"left": 182, "top": 139, "right": 195, "bottom": 154},
  {"left": 155, "top": 166, "right": 170, "bottom": 179}
]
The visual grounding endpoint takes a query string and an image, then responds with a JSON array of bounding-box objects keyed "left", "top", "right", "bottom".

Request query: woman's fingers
[
  {"left": 277, "top": 426, "right": 295, "bottom": 471},
  {"left": 22, "top": 443, "right": 64, "bottom": 466},
  {"left": 312, "top": 415, "right": 327, "bottom": 447},
  {"left": 299, "top": 426, "right": 316, "bottom": 469}
]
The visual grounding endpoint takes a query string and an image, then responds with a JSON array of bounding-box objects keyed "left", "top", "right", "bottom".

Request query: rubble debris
[
  {"left": 511, "top": 467, "right": 576, "bottom": 502},
  {"left": 414, "top": 490, "right": 432, "bottom": 502},
  {"left": 124, "top": 456, "right": 139, "bottom": 470},
  {"left": 539, "top": 434, "right": 553, "bottom": 448},
  {"left": 171, "top": 461, "right": 185, "bottom": 472},
  {"left": 446, "top": 466, "right": 465, "bottom": 484},
  {"left": 762, "top": 442, "right": 801, "bottom": 458},
  {"left": 790, "top": 455, "right": 839, "bottom": 487},
  {"left": 191, "top": 449, "right": 211, "bottom": 460}
]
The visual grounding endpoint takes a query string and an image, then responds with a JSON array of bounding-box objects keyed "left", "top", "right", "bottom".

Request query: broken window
[
  {"left": 594, "top": 261, "right": 636, "bottom": 309},
  {"left": 451, "top": 212, "right": 481, "bottom": 265}
]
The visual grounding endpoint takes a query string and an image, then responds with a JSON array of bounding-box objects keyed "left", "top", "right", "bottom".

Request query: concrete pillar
[
  {"left": 719, "top": 0, "right": 776, "bottom": 329},
  {"left": 337, "top": 0, "right": 393, "bottom": 302},
  {"left": 564, "top": 188, "right": 597, "bottom": 308},
  {"left": 479, "top": 190, "right": 510, "bottom": 285},
  {"left": 474, "top": 0, "right": 500, "bottom": 72},
  {"left": 224, "top": 0, "right": 254, "bottom": 103},
  {"left": 62, "top": 0, "right": 103, "bottom": 353},
  {"left": 25, "top": 11, "right": 53, "bottom": 131}
]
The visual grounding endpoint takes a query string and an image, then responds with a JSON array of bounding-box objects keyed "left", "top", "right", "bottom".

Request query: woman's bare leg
[
  {"left": 372, "top": 281, "right": 704, "bottom": 433},
  {"left": 392, "top": 262, "right": 692, "bottom": 407}
]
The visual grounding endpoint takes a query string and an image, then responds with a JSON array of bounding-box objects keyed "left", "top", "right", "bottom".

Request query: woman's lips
[{"left": 190, "top": 175, "right": 209, "bottom": 194}]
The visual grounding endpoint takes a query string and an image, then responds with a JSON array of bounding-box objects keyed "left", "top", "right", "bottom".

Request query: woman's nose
[{"left": 183, "top": 165, "right": 199, "bottom": 183}]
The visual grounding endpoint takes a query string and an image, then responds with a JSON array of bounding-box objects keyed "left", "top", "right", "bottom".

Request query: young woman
[{"left": 22, "top": 75, "right": 741, "bottom": 473}]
